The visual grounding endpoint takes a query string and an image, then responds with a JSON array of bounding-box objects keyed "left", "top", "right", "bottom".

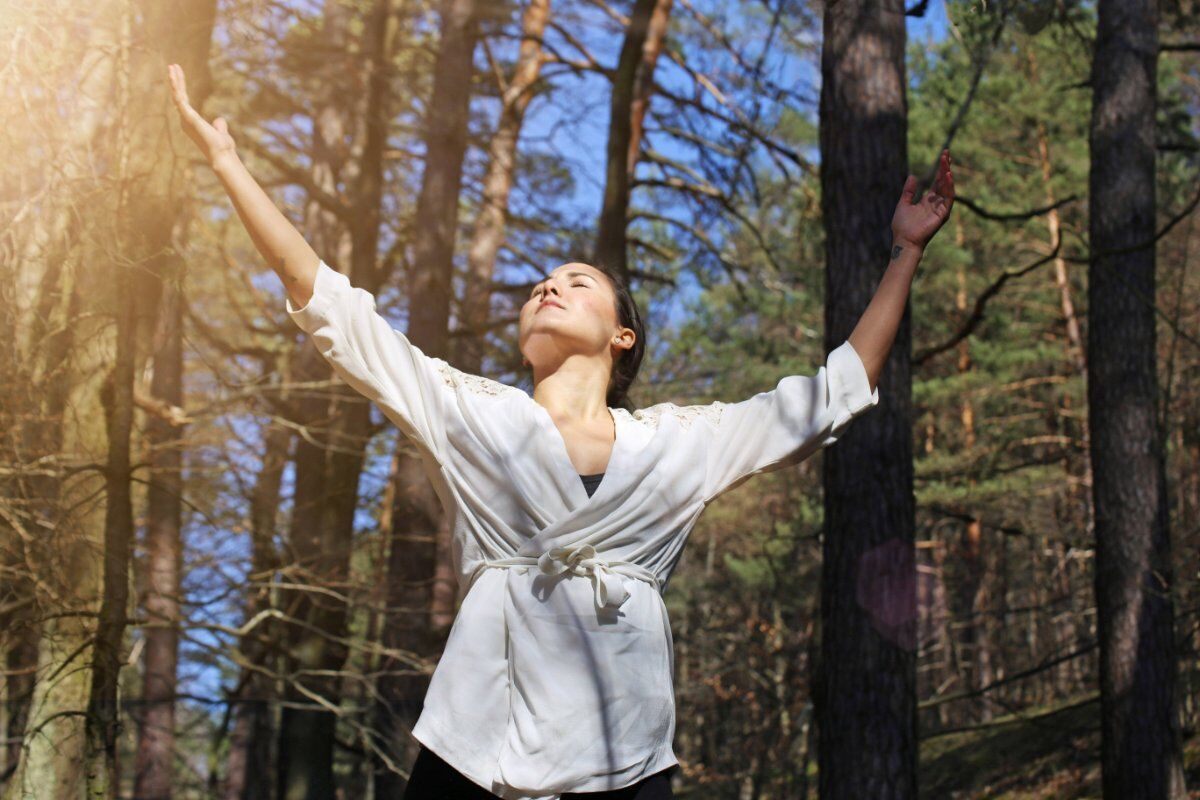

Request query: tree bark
[
  {"left": 458, "top": 0, "right": 552, "bottom": 374},
  {"left": 222, "top": 422, "right": 289, "bottom": 800},
  {"left": 3, "top": 3, "right": 124, "bottom": 796},
  {"left": 84, "top": 188, "right": 138, "bottom": 799},
  {"left": 126, "top": 3, "right": 219, "bottom": 798},
  {"left": 593, "top": 0, "right": 663, "bottom": 278},
  {"left": 1088, "top": 0, "right": 1186, "bottom": 796},
  {"left": 276, "top": 1, "right": 390, "bottom": 796},
  {"left": 372, "top": 0, "right": 480, "bottom": 795},
  {"left": 816, "top": 0, "right": 917, "bottom": 796}
]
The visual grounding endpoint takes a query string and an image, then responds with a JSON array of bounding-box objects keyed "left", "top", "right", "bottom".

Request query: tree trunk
[
  {"left": 816, "top": 0, "right": 916, "bottom": 796},
  {"left": 1088, "top": 0, "right": 1186, "bottom": 796},
  {"left": 130, "top": 262, "right": 185, "bottom": 800},
  {"left": 276, "top": 397, "right": 366, "bottom": 800},
  {"left": 275, "top": 1, "right": 391, "bottom": 795},
  {"left": 84, "top": 187, "right": 138, "bottom": 799},
  {"left": 3, "top": 0, "right": 211, "bottom": 794},
  {"left": 1, "top": 248, "right": 94, "bottom": 800},
  {"left": 458, "top": 0, "right": 552, "bottom": 374},
  {"left": 373, "top": 453, "right": 446, "bottom": 798},
  {"left": 127, "top": 3, "right": 219, "bottom": 798},
  {"left": 593, "top": 0, "right": 664, "bottom": 277},
  {"left": 222, "top": 422, "right": 289, "bottom": 800},
  {"left": 3, "top": 3, "right": 124, "bottom": 796},
  {"left": 5, "top": 214, "right": 109, "bottom": 800},
  {"left": 372, "top": 0, "right": 479, "bottom": 795}
]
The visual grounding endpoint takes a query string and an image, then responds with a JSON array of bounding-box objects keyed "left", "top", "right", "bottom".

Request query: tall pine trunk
[
  {"left": 276, "top": 0, "right": 397, "bottom": 795},
  {"left": 457, "top": 0, "right": 551, "bottom": 373},
  {"left": 816, "top": 0, "right": 917, "bottom": 796},
  {"left": 372, "top": 1, "right": 479, "bottom": 795},
  {"left": 222, "top": 423, "right": 289, "bottom": 800},
  {"left": 3, "top": 3, "right": 126, "bottom": 796},
  {"left": 593, "top": 0, "right": 663, "bottom": 277},
  {"left": 127, "top": 3, "right": 219, "bottom": 797},
  {"left": 1088, "top": 0, "right": 1186, "bottom": 796}
]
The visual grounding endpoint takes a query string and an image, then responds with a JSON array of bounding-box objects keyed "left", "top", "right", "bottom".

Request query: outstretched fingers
[
  {"left": 168, "top": 64, "right": 201, "bottom": 123},
  {"left": 168, "top": 64, "right": 211, "bottom": 133},
  {"left": 937, "top": 150, "right": 954, "bottom": 194},
  {"left": 168, "top": 64, "right": 188, "bottom": 108},
  {"left": 927, "top": 150, "right": 954, "bottom": 215}
]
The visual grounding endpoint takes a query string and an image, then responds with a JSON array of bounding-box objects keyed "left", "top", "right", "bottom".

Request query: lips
[{"left": 538, "top": 301, "right": 564, "bottom": 311}]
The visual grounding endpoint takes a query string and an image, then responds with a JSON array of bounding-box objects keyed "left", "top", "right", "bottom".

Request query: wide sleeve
[
  {"left": 700, "top": 339, "right": 880, "bottom": 504},
  {"left": 285, "top": 258, "right": 453, "bottom": 462}
]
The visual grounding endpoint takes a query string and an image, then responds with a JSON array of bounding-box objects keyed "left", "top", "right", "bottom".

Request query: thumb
[
  {"left": 900, "top": 174, "right": 917, "bottom": 204},
  {"left": 214, "top": 117, "right": 228, "bottom": 134}
]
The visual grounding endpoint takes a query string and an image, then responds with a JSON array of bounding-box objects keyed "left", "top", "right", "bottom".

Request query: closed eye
[{"left": 531, "top": 282, "right": 587, "bottom": 298}]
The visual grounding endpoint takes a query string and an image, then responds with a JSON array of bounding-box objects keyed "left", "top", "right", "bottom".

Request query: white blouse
[{"left": 286, "top": 260, "right": 880, "bottom": 799}]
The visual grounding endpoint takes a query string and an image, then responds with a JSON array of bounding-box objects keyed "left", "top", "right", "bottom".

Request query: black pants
[{"left": 403, "top": 744, "right": 676, "bottom": 799}]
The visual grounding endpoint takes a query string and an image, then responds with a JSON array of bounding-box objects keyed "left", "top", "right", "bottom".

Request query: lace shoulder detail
[
  {"left": 631, "top": 401, "right": 725, "bottom": 432},
  {"left": 434, "top": 359, "right": 522, "bottom": 398}
]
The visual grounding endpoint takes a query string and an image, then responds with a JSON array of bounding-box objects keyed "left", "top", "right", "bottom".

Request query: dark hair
[{"left": 589, "top": 261, "right": 646, "bottom": 411}]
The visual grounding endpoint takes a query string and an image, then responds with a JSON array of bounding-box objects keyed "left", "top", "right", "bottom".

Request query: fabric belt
[{"left": 467, "top": 543, "right": 661, "bottom": 611}]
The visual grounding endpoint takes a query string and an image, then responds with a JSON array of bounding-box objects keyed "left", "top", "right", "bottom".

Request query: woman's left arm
[{"left": 848, "top": 148, "right": 956, "bottom": 393}]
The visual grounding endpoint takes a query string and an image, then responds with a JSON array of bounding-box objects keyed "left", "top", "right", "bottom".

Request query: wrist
[
  {"left": 890, "top": 237, "right": 925, "bottom": 256},
  {"left": 211, "top": 151, "right": 242, "bottom": 176}
]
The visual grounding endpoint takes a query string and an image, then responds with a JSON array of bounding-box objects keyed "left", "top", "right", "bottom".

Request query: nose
[{"left": 536, "top": 275, "right": 564, "bottom": 304}]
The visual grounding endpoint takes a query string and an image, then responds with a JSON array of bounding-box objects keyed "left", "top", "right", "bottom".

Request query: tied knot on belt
[
  {"left": 469, "top": 545, "right": 660, "bottom": 613},
  {"left": 538, "top": 543, "right": 631, "bottom": 611}
]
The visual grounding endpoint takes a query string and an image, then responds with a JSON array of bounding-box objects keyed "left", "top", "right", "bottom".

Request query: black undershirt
[{"left": 579, "top": 472, "right": 604, "bottom": 497}]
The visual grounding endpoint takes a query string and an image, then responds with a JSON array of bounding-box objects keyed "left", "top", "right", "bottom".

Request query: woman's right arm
[
  {"left": 167, "top": 63, "right": 318, "bottom": 307},
  {"left": 212, "top": 155, "right": 319, "bottom": 309},
  {"left": 168, "top": 64, "right": 461, "bottom": 463}
]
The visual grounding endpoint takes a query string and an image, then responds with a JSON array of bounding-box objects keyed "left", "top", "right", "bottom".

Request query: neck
[{"left": 532, "top": 355, "right": 611, "bottom": 420}]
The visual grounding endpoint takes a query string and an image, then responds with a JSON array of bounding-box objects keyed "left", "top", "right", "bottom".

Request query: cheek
[{"left": 581, "top": 294, "right": 614, "bottom": 325}]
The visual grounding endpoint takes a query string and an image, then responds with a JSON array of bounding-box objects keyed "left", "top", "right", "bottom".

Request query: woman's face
[{"left": 518, "top": 262, "right": 632, "bottom": 372}]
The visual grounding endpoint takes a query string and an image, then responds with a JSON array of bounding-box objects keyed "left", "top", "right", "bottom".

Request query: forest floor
[{"left": 920, "top": 692, "right": 1200, "bottom": 799}]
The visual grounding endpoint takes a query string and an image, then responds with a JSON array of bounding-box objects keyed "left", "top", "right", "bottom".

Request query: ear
[{"left": 611, "top": 326, "right": 636, "bottom": 353}]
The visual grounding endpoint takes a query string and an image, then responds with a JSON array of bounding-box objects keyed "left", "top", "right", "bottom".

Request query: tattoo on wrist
[{"left": 891, "top": 244, "right": 904, "bottom": 260}]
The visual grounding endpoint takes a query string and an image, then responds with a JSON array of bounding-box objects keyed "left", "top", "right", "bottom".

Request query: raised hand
[
  {"left": 891, "top": 149, "right": 955, "bottom": 250},
  {"left": 167, "top": 63, "right": 237, "bottom": 167}
]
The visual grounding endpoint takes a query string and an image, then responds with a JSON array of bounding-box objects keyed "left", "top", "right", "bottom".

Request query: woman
[{"left": 168, "top": 63, "right": 953, "bottom": 800}]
